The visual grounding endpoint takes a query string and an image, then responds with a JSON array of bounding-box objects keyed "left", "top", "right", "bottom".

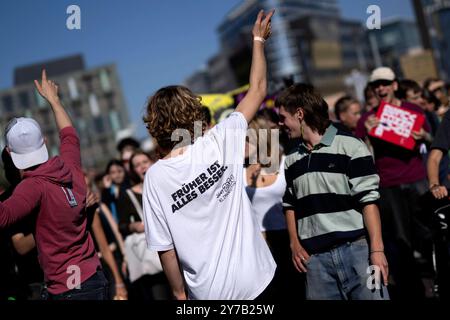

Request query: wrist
[
  {"left": 430, "top": 183, "right": 441, "bottom": 190},
  {"left": 253, "top": 36, "right": 266, "bottom": 44},
  {"left": 47, "top": 96, "right": 60, "bottom": 105}
]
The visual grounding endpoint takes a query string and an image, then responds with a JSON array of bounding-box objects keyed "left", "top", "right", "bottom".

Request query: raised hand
[
  {"left": 252, "top": 9, "right": 274, "bottom": 41},
  {"left": 34, "top": 69, "right": 59, "bottom": 103}
]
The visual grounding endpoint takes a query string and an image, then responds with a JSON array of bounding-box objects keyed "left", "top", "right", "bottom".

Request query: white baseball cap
[
  {"left": 369, "top": 67, "right": 396, "bottom": 82},
  {"left": 5, "top": 117, "right": 49, "bottom": 170}
]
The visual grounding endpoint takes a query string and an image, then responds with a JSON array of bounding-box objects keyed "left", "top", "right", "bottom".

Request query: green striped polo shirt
[{"left": 283, "top": 124, "right": 380, "bottom": 254}]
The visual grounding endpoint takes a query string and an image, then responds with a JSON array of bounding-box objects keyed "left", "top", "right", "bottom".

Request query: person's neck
[
  {"left": 302, "top": 126, "right": 323, "bottom": 151},
  {"left": 163, "top": 145, "right": 188, "bottom": 160},
  {"left": 387, "top": 97, "right": 401, "bottom": 106}
]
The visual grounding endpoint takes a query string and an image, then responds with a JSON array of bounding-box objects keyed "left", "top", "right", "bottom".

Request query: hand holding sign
[{"left": 369, "top": 101, "right": 425, "bottom": 150}]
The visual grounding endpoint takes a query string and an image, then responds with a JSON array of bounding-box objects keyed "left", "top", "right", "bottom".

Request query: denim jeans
[
  {"left": 47, "top": 271, "right": 109, "bottom": 300},
  {"left": 305, "top": 238, "right": 390, "bottom": 300}
]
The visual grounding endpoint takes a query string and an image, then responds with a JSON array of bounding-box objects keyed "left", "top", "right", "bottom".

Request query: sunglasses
[{"left": 371, "top": 80, "right": 394, "bottom": 88}]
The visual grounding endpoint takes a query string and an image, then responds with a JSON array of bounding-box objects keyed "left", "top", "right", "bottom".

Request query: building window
[
  {"left": 109, "top": 111, "right": 121, "bottom": 132},
  {"left": 99, "top": 69, "right": 112, "bottom": 92},
  {"left": 94, "top": 116, "right": 105, "bottom": 134},
  {"left": 72, "top": 100, "right": 83, "bottom": 117},
  {"left": 83, "top": 75, "right": 94, "bottom": 92},
  {"left": 68, "top": 77, "right": 79, "bottom": 100},
  {"left": 89, "top": 94, "right": 100, "bottom": 117},
  {"left": 18, "top": 91, "right": 30, "bottom": 109},
  {"left": 2, "top": 95, "right": 14, "bottom": 113}
]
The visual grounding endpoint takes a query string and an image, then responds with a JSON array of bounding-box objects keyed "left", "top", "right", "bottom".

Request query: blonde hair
[{"left": 143, "top": 86, "right": 206, "bottom": 151}]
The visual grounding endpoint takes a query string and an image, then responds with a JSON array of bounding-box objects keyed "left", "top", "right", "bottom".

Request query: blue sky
[{"left": 0, "top": 0, "right": 414, "bottom": 138}]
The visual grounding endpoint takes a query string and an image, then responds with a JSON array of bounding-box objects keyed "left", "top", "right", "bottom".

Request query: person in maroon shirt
[
  {"left": 355, "top": 67, "right": 430, "bottom": 300},
  {"left": 0, "top": 70, "right": 107, "bottom": 300}
]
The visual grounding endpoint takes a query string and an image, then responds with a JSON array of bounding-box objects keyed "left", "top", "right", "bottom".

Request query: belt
[{"left": 329, "top": 235, "right": 367, "bottom": 250}]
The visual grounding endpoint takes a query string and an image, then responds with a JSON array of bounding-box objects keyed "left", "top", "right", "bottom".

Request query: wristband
[
  {"left": 370, "top": 250, "right": 384, "bottom": 254},
  {"left": 254, "top": 36, "right": 265, "bottom": 43}
]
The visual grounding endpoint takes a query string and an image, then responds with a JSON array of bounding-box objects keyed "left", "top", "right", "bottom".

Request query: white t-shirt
[
  {"left": 143, "top": 112, "right": 276, "bottom": 300},
  {"left": 244, "top": 156, "right": 287, "bottom": 232}
]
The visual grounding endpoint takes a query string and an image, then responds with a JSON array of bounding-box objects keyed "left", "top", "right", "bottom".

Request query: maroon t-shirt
[
  {"left": 355, "top": 101, "right": 429, "bottom": 188},
  {"left": 0, "top": 127, "right": 100, "bottom": 294}
]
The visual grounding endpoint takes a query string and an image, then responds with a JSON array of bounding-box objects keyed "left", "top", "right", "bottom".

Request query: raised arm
[
  {"left": 34, "top": 69, "right": 73, "bottom": 130},
  {"left": 235, "top": 9, "right": 274, "bottom": 123}
]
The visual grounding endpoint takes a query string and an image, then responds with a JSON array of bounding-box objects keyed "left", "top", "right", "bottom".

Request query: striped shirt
[{"left": 283, "top": 124, "right": 380, "bottom": 254}]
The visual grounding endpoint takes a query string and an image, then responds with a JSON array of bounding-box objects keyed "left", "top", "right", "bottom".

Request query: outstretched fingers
[
  {"left": 263, "top": 9, "right": 275, "bottom": 25},
  {"left": 256, "top": 9, "right": 264, "bottom": 25}
]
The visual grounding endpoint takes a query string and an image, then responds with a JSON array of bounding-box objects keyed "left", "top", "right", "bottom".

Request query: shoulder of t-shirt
[
  {"left": 401, "top": 101, "right": 425, "bottom": 114},
  {"left": 213, "top": 111, "right": 247, "bottom": 130},
  {"left": 144, "top": 163, "right": 163, "bottom": 187}
]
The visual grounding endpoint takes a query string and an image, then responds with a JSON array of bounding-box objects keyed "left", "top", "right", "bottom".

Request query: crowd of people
[{"left": 0, "top": 9, "right": 449, "bottom": 301}]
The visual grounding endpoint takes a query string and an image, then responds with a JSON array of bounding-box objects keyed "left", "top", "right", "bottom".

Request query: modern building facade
[
  {"left": 185, "top": 0, "right": 373, "bottom": 96},
  {"left": 0, "top": 55, "right": 131, "bottom": 170}
]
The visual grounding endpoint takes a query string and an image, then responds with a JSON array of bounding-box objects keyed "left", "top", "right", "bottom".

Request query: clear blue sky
[{"left": 0, "top": 0, "right": 414, "bottom": 138}]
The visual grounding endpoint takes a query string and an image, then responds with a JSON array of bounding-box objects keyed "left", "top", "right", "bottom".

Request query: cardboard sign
[{"left": 369, "top": 101, "right": 425, "bottom": 150}]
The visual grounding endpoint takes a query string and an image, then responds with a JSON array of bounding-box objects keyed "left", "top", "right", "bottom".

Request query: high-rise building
[
  {"left": 185, "top": 0, "right": 371, "bottom": 96},
  {"left": 216, "top": 0, "right": 340, "bottom": 88},
  {"left": 413, "top": 0, "right": 450, "bottom": 80},
  {"left": 0, "top": 55, "right": 132, "bottom": 170}
]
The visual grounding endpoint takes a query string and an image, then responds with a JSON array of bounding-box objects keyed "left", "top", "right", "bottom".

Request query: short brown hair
[
  {"left": 275, "top": 84, "right": 330, "bottom": 135},
  {"left": 143, "top": 86, "right": 206, "bottom": 151},
  {"left": 334, "top": 96, "right": 359, "bottom": 120}
]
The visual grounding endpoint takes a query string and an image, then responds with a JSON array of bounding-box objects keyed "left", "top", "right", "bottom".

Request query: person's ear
[
  {"left": 296, "top": 108, "right": 304, "bottom": 122},
  {"left": 5, "top": 146, "right": 11, "bottom": 154},
  {"left": 392, "top": 81, "right": 398, "bottom": 92}
]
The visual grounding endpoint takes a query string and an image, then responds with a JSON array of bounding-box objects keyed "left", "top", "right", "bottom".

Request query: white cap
[
  {"left": 369, "top": 67, "right": 396, "bottom": 82},
  {"left": 5, "top": 118, "right": 49, "bottom": 170}
]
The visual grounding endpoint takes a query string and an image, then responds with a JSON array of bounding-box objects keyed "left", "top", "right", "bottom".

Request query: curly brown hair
[{"left": 143, "top": 86, "right": 206, "bottom": 151}]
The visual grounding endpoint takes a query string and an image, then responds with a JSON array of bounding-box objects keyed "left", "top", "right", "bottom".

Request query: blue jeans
[
  {"left": 47, "top": 271, "right": 109, "bottom": 300},
  {"left": 305, "top": 238, "right": 390, "bottom": 300}
]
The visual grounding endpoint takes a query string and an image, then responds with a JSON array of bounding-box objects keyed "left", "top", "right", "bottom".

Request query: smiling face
[
  {"left": 372, "top": 80, "right": 398, "bottom": 104},
  {"left": 406, "top": 89, "right": 425, "bottom": 108},
  {"left": 278, "top": 106, "right": 301, "bottom": 139},
  {"left": 131, "top": 153, "right": 153, "bottom": 181}
]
